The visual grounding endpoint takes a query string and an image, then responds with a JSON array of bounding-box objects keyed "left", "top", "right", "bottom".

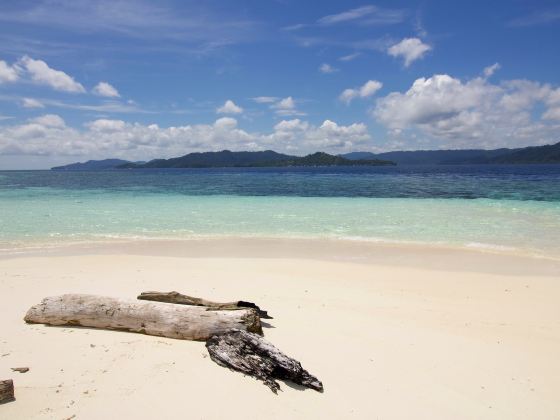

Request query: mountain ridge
[
  {"left": 341, "top": 141, "right": 560, "bottom": 164},
  {"left": 51, "top": 141, "right": 560, "bottom": 170},
  {"left": 119, "top": 150, "right": 394, "bottom": 168}
]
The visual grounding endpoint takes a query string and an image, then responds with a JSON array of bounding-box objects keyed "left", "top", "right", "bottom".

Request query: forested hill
[
  {"left": 118, "top": 150, "right": 394, "bottom": 168},
  {"left": 341, "top": 141, "right": 560, "bottom": 164}
]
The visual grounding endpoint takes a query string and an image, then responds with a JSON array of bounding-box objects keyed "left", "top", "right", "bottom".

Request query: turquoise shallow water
[{"left": 1, "top": 167, "right": 560, "bottom": 257}]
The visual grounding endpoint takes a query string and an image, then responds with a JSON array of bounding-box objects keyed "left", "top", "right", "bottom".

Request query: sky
[{"left": 0, "top": 0, "right": 560, "bottom": 169}]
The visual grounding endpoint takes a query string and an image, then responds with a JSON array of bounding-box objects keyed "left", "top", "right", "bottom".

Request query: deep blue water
[{"left": 1, "top": 164, "right": 560, "bottom": 201}]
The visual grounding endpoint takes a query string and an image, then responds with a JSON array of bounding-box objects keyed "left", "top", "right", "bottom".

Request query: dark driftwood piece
[
  {"left": 206, "top": 329, "right": 323, "bottom": 393},
  {"left": 25, "top": 294, "right": 262, "bottom": 341},
  {"left": 0, "top": 379, "right": 15, "bottom": 404},
  {"left": 138, "top": 291, "right": 272, "bottom": 319}
]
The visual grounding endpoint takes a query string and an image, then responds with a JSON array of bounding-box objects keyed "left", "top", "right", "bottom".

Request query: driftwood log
[
  {"left": 0, "top": 379, "right": 15, "bottom": 404},
  {"left": 138, "top": 291, "right": 272, "bottom": 319},
  {"left": 24, "top": 294, "right": 262, "bottom": 341},
  {"left": 206, "top": 329, "right": 323, "bottom": 393}
]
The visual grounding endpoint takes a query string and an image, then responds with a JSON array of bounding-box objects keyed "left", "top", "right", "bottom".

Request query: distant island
[
  {"left": 52, "top": 151, "right": 395, "bottom": 170},
  {"left": 51, "top": 159, "right": 143, "bottom": 171},
  {"left": 341, "top": 141, "right": 560, "bottom": 165},
  {"left": 51, "top": 141, "right": 560, "bottom": 170}
]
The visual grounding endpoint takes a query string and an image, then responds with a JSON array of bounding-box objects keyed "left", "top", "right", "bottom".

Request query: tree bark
[
  {"left": 206, "top": 329, "right": 323, "bottom": 393},
  {"left": 0, "top": 379, "right": 15, "bottom": 404},
  {"left": 25, "top": 294, "right": 262, "bottom": 341},
  {"left": 137, "top": 291, "right": 272, "bottom": 319}
]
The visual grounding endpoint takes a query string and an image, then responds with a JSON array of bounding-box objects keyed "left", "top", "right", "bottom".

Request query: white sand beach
[{"left": 1, "top": 239, "right": 559, "bottom": 419}]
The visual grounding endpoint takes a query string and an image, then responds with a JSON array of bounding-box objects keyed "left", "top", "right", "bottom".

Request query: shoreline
[{"left": 1, "top": 236, "right": 559, "bottom": 276}]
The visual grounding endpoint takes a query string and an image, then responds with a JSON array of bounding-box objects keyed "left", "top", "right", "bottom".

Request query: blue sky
[{"left": 0, "top": 0, "right": 560, "bottom": 168}]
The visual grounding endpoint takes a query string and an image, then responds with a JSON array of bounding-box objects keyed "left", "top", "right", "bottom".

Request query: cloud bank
[
  {"left": 0, "top": 115, "right": 371, "bottom": 161},
  {"left": 373, "top": 73, "right": 560, "bottom": 148}
]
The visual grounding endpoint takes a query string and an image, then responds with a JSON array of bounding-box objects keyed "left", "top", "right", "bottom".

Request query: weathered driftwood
[
  {"left": 206, "top": 329, "right": 323, "bottom": 393},
  {"left": 0, "top": 379, "right": 15, "bottom": 404},
  {"left": 11, "top": 367, "right": 29, "bottom": 373},
  {"left": 138, "top": 291, "right": 272, "bottom": 319},
  {"left": 24, "top": 294, "right": 262, "bottom": 341}
]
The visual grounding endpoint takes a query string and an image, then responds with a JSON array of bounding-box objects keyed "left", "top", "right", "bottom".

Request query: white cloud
[
  {"left": 92, "top": 81, "right": 120, "bottom": 98},
  {"left": 319, "top": 63, "right": 338, "bottom": 74},
  {"left": 274, "top": 97, "right": 295, "bottom": 110},
  {"left": 31, "top": 114, "right": 65, "bottom": 128},
  {"left": 339, "top": 52, "right": 361, "bottom": 62},
  {"left": 273, "top": 119, "right": 309, "bottom": 132},
  {"left": 268, "top": 119, "right": 370, "bottom": 150},
  {"left": 373, "top": 72, "right": 560, "bottom": 148},
  {"left": 86, "top": 119, "right": 126, "bottom": 131},
  {"left": 339, "top": 89, "right": 358, "bottom": 104},
  {"left": 0, "top": 60, "right": 19, "bottom": 83},
  {"left": 19, "top": 56, "right": 85, "bottom": 93},
  {"left": 214, "top": 116, "right": 238, "bottom": 130},
  {"left": 319, "top": 5, "right": 377, "bottom": 24},
  {"left": 40, "top": 98, "right": 149, "bottom": 114},
  {"left": 360, "top": 80, "right": 383, "bottom": 97},
  {"left": 339, "top": 80, "right": 383, "bottom": 104},
  {"left": 271, "top": 96, "right": 305, "bottom": 116},
  {"left": 217, "top": 99, "right": 243, "bottom": 114},
  {"left": 543, "top": 107, "right": 560, "bottom": 121},
  {"left": 251, "top": 96, "right": 308, "bottom": 118},
  {"left": 387, "top": 38, "right": 431, "bottom": 67},
  {"left": 252, "top": 96, "right": 278, "bottom": 104},
  {"left": 318, "top": 5, "right": 406, "bottom": 26},
  {"left": 483, "top": 63, "right": 501, "bottom": 78},
  {"left": 0, "top": 116, "right": 371, "bottom": 160},
  {"left": 508, "top": 10, "right": 560, "bottom": 27},
  {"left": 21, "top": 97, "right": 44, "bottom": 108}
]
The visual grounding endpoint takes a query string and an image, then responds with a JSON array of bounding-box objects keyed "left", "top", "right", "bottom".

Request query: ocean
[{"left": 1, "top": 165, "right": 560, "bottom": 257}]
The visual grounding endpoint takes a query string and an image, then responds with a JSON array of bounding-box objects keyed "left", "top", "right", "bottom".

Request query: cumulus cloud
[
  {"left": 214, "top": 116, "right": 239, "bottom": 129},
  {"left": 387, "top": 38, "right": 431, "bottom": 67},
  {"left": 373, "top": 72, "right": 560, "bottom": 148},
  {"left": 0, "top": 60, "right": 19, "bottom": 83},
  {"left": 251, "top": 96, "right": 306, "bottom": 116},
  {"left": 31, "top": 114, "right": 66, "bottom": 128},
  {"left": 319, "top": 63, "right": 338, "bottom": 74},
  {"left": 0, "top": 116, "right": 371, "bottom": 159},
  {"left": 21, "top": 97, "right": 44, "bottom": 108},
  {"left": 268, "top": 119, "right": 370, "bottom": 150},
  {"left": 271, "top": 96, "right": 306, "bottom": 116},
  {"left": 86, "top": 119, "right": 126, "bottom": 131},
  {"left": 92, "top": 81, "right": 120, "bottom": 98},
  {"left": 274, "top": 97, "right": 295, "bottom": 110},
  {"left": 19, "top": 56, "right": 85, "bottom": 93},
  {"left": 217, "top": 99, "right": 243, "bottom": 114},
  {"left": 339, "top": 80, "right": 383, "bottom": 104}
]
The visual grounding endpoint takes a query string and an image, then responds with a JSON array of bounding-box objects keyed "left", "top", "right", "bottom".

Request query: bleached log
[
  {"left": 206, "top": 329, "right": 323, "bottom": 393},
  {"left": 138, "top": 291, "right": 272, "bottom": 319},
  {"left": 0, "top": 379, "right": 15, "bottom": 404},
  {"left": 24, "top": 294, "right": 262, "bottom": 341}
]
